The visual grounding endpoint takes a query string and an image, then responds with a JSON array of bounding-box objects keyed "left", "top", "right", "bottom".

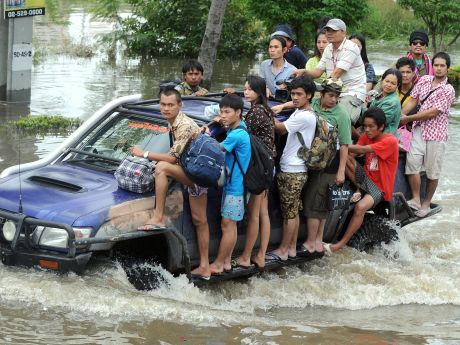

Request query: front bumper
[{"left": 0, "top": 209, "right": 91, "bottom": 273}]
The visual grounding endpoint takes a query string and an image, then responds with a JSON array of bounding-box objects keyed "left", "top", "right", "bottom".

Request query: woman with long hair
[
  {"left": 350, "top": 33, "right": 377, "bottom": 91},
  {"left": 233, "top": 75, "right": 276, "bottom": 269},
  {"left": 305, "top": 29, "right": 328, "bottom": 83}
]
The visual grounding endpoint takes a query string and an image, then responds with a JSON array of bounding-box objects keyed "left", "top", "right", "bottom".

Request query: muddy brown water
[{"left": 1, "top": 3, "right": 460, "bottom": 344}]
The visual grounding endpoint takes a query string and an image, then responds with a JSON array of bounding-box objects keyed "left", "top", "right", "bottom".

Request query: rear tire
[{"left": 348, "top": 214, "right": 399, "bottom": 251}]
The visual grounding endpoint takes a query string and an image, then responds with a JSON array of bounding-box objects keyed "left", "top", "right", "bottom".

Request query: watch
[{"left": 143, "top": 151, "right": 149, "bottom": 159}]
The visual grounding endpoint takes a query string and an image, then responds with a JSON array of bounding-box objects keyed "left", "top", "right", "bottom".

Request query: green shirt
[
  {"left": 370, "top": 91, "right": 401, "bottom": 137},
  {"left": 312, "top": 98, "right": 352, "bottom": 145},
  {"left": 305, "top": 56, "right": 326, "bottom": 83}
]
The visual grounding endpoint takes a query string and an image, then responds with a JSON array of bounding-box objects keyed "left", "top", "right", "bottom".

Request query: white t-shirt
[{"left": 280, "top": 108, "right": 316, "bottom": 173}]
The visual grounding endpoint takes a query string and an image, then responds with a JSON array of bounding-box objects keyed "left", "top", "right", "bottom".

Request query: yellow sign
[{"left": 4, "top": 0, "right": 46, "bottom": 19}]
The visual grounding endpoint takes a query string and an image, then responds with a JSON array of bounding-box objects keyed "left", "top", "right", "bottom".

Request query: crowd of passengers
[{"left": 130, "top": 18, "right": 456, "bottom": 280}]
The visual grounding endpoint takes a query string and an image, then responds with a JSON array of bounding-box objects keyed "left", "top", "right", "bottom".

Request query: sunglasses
[{"left": 411, "top": 40, "right": 426, "bottom": 46}]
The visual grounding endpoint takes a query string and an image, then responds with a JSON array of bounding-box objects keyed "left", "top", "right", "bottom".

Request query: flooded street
[{"left": 1, "top": 3, "right": 460, "bottom": 344}]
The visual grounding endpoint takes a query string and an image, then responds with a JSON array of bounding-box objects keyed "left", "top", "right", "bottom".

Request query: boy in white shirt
[{"left": 266, "top": 76, "right": 317, "bottom": 262}]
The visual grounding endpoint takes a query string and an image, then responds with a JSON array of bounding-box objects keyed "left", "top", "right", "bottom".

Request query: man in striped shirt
[{"left": 294, "top": 18, "right": 366, "bottom": 127}]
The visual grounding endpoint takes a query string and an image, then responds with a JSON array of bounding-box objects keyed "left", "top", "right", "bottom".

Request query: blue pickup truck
[{"left": 0, "top": 94, "right": 441, "bottom": 289}]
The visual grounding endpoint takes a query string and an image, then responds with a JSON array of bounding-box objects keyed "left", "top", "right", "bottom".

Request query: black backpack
[{"left": 230, "top": 126, "right": 274, "bottom": 195}]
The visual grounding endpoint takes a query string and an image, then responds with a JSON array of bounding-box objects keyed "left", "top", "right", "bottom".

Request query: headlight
[
  {"left": 3, "top": 221, "right": 17, "bottom": 241},
  {"left": 33, "top": 226, "right": 92, "bottom": 248}
]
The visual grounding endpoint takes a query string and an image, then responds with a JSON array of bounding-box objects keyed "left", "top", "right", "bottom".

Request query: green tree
[
  {"left": 114, "top": 0, "right": 262, "bottom": 59},
  {"left": 398, "top": 0, "right": 460, "bottom": 51},
  {"left": 246, "top": 0, "right": 369, "bottom": 49}
]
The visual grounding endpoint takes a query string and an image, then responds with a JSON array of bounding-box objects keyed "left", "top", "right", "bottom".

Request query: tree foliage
[
  {"left": 245, "top": 0, "right": 369, "bottom": 49},
  {"left": 398, "top": 0, "right": 460, "bottom": 51},
  {"left": 115, "top": 0, "right": 262, "bottom": 58}
]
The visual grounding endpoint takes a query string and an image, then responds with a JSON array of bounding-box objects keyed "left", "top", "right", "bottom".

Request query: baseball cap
[{"left": 324, "top": 18, "right": 346, "bottom": 31}]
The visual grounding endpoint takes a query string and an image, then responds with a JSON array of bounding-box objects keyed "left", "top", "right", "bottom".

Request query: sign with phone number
[{"left": 4, "top": 0, "right": 45, "bottom": 19}]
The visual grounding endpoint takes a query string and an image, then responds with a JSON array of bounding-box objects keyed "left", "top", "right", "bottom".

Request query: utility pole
[{"left": 0, "top": 1, "right": 45, "bottom": 102}]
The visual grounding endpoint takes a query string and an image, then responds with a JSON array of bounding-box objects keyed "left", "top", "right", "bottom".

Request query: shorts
[
  {"left": 355, "top": 163, "right": 384, "bottom": 206},
  {"left": 405, "top": 126, "right": 445, "bottom": 180},
  {"left": 277, "top": 171, "right": 308, "bottom": 219},
  {"left": 187, "top": 184, "right": 208, "bottom": 197},
  {"left": 339, "top": 95, "right": 362, "bottom": 125},
  {"left": 221, "top": 193, "right": 245, "bottom": 221},
  {"left": 303, "top": 170, "right": 335, "bottom": 219}
]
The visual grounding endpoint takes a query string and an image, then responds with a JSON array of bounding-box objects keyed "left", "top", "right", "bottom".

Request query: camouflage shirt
[{"left": 174, "top": 82, "right": 208, "bottom": 96}]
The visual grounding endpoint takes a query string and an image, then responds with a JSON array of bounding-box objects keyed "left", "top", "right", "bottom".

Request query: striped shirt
[
  {"left": 411, "top": 75, "right": 455, "bottom": 141},
  {"left": 318, "top": 39, "right": 367, "bottom": 102}
]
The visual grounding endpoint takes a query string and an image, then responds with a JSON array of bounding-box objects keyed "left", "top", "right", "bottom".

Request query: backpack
[
  {"left": 296, "top": 112, "right": 338, "bottom": 170},
  {"left": 180, "top": 132, "right": 225, "bottom": 188},
  {"left": 231, "top": 126, "right": 275, "bottom": 195},
  {"left": 114, "top": 155, "right": 156, "bottom": 193}
]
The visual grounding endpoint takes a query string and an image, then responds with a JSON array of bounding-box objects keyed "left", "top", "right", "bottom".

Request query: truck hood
[{"left": 0, "top": 163, "right": 141, "bottom": 225}]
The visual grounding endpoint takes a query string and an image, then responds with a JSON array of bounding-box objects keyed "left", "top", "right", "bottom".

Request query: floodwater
[{"left": 1, "top": 3, "right": 460, "bottom": 344}]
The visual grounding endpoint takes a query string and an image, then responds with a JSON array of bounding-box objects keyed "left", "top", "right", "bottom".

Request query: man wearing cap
[
  {"left": 271, "top": 24, "right": 307, "bottom": 69},
  {"left": 299, "top": 78, "right": 352, "bottom": 255},
  {"left": 407, "top": 29, "right": 433, "bottom": 81},
  {"left": 294, "top": 18, "right": 366, "bottom": 126}
]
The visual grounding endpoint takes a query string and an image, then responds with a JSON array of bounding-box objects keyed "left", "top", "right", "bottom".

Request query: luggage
[
  {"left": 114, "top": 155, "right": 156, "bottom": 193},
  {"left": 297, "top": 112, "right": 338, "bottom": 170},
  {"left": 232, "top": 126, "right": 275, "bottom": 195},
  {"left": 180, "top": 133, "right": 225, "bottom": 188}
]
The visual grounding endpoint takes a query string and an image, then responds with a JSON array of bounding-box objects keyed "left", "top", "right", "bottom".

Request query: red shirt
[{"left": 357, "top": 133, "right": 399, "bottom": 201}]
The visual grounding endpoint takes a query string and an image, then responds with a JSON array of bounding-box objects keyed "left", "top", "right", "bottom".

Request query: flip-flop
[
  {"left": 322, "top": 243, "right": 333, "bottom": 257},
  {"left": 350, "top": 191, "right": 362, "bottom": 203},
  {"left": 231, "top": 259, "right": 254, "bottom": 270},
  {"left": 297, "top": 244, "right": 316, "bottom": 257},
  {"left": 191, "top": 273, "right": 211, "bottom": 281},
  {"left": 288, "top": 255, "right": 297, "bottom": 261},
  {"left": 415, "top": 208, "right": 431, "bottom": 218},
  {"left": 407, "top": 200, "right": 421, "bottom": 211},
  {"left": 265, "top": 252, "right": 287, "bottom": 263},
  {"left": 137, "top": 223, "right": 167, "bottom": 231}
]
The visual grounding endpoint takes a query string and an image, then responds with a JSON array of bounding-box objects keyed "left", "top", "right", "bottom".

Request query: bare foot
[
  {"left": 250, "top": 255, "right": 265, "bottom": 269},
  {"left": 267, "top": 248, "right": 288, "bottom": 261},
  {"left": 315, "top": 241, "right": 324, "bottom": 252},
  {"left": 233, "top": 256, "right": 251, "bottom": 268},
  {"left": 329, "top": 243, "right": 343, "bottom": 253},
  {"left": 191, "top": 266, "right": 210, "bottom": 278},
  {"left": 301, "top": 242, "right": 316, "bottom": 253},
  {"left": 209, "top": 262, "right": 224, "bottom": 275},
  {"left": 140, "top": 215, "right": 166, "bottom": 229}
]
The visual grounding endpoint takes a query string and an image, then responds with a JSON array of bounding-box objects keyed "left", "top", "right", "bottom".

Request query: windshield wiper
[{"left": 64, "top": 148, "right": 121, "bottom": 164}]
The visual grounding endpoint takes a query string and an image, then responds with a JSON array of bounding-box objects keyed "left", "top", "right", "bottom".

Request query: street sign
[
  {"left": 11, "top": 43, "right": 32, "bottom": 71},
  {"left": 4, "top": 0, "right": 45, "bottom": 19}
]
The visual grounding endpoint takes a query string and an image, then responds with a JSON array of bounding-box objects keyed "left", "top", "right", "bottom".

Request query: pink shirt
[{"left": 411, "top": 75, "right": 455, "bottom": 141}]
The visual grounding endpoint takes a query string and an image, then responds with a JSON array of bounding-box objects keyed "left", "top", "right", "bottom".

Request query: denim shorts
[{"left": 221, "top": 193, "right": 245, "bottom": 221}]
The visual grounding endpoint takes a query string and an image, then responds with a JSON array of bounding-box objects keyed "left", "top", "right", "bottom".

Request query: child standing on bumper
[{"left": 210, "top": 94, "right": 251, "bottom": 275}]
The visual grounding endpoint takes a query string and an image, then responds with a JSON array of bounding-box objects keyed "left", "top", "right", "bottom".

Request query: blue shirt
[
  {"left": 222, "top": 121, "right": 251, "bottom": 196},
  {"left": 259, "top": 59, "right": 296, "bottom": 96}
]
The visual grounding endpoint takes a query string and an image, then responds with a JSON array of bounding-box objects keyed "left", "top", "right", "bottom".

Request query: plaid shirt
[
  {"left": 411, "top": 75, "right": 455, "bottom": 141},
  {"left": 169, "top": 111, "right": 200, "bottom": 159}
]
